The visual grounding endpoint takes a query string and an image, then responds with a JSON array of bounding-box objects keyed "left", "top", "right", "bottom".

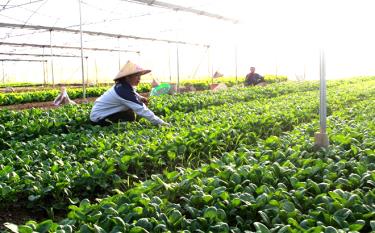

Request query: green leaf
[
  {"left": 202, "top": 194, "right": 213, "bottom": 203},
  {"left": 333, "top": 208, "right": 352, "bottom": 223},
  {"left": 280, "top": 200, "right": 295, "bottom": 212},
  {"left": 129, "top": 226, "right": 147, "bottom": 233},
  {"left": 324, "top": 226, "right": 338, "bottom": 233},
  {"left": 258, "top": 211, "right": 270, "bottom": 225},
  {"left": 121, "top": 155, "right": 132, "bottom": 163},
  {"left": 331, "top": 134, "right": 351, "bottom": 145},
  {"left": 253, "top": 222, "right": 271, "bottom": 233},
  {"left": 79, "top": 199, "right": 91, "bottom": 208},
  {"left": 18, "top": 225, "right": 33, "bottom": 233},
  {"left": 276, "top": 225, "right": 290, "bottom": 233},
  {"left": 231, "top": 198, "right": 241, "bottom": 207},
  {"left": 349, "top": 221, "right": 365, "bottom": 231},
  {"left": 136, "top": 218, "right": 153, "bottom": 231},
  {"left": 370, "top": 220, "right": 375, "bottom": 231},
  {"left": 203, "top": 207, "right": 217, "bottom": 220},
  {"left": 93, "top": 224, "right": 106, "bottom": 233},
  {"left": 211, "top": 186, "right": 226, "bottom": 197},
  {"left": 168, "top": 209, "right": 182, "bottom": 224},
  {"left": 133, "top": 207, "right": 143, "bottom": 215},
  {"left": 35, "top": 220, "right": 55, "bottom": 233},
  {"left": 210, "top": 222, "right": 229, "bottom": 233}
]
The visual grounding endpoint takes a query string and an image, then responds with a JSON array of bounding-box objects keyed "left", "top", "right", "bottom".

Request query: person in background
[
  {"left": 53, "top": 86, "right": 76, "bottom": 106},
  {"left": 244, "top": 66, "right": 265, "bottom": 86},
  {"left": 90, "top": 60, "right": 169, "bottom": 126}
]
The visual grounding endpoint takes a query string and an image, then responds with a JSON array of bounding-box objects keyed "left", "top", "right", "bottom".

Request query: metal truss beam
[
  {"left": 0, "top": 41, "right": 140, "bottom": 53},
  {"left": 124, "top": 0, "right": 239, "bottom": 24},
  {"left": 0, "top": 22, "right": 209, "bottom": 47},
  {"left": 0, "top": 52, "right": 82, "bottom": 58}
]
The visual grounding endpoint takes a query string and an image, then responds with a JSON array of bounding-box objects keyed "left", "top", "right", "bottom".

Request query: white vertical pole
[
  {"left": 319, "top": 50, "right": 327, "bottom": 133},
  {"left": 117, "top": 37, "right": 121, "bottom": 70},
  {"left": 314, "top": 49, "right": 329, "bottom": 148},
  {"left": 78, "top": 0, "right": 86, "bottom": 99},
  {"left": 85, "top": 56, "right": 89, "bottom": 85},
  {"left": 2, "top": 61, "right": 5, "bottom": 83},
  {"left": 208, "top": 46, "right": 213, "bottom": 84},
  {"left": 176, "top": 44, "right": 180, "bottom": 93},
  {"left": 49, "top": 30, "right": 55, "bottom": 87},
  {"left": 168, "top": 43, "right": 172, "bottom": 82},
  {"left": 95, "top": 59, "right": 98, "bottom": 85},
  {"left": 235, "top": 44, "right": 238, "bottom": 83},
  {"left": 42, "top": 47, "right": 46, "bottom": 85}
]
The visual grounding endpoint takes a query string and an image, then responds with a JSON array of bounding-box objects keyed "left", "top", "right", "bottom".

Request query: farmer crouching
[{"left": 90, "top": 61, "right": 169, "bottom": 127}]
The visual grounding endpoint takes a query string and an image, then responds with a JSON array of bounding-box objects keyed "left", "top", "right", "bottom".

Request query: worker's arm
[{"left": 115, "top": 84, "right": 166, "bottom": 125}]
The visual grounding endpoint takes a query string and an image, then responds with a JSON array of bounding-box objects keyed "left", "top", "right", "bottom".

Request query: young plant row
[
  {"left": 0, "top": 90, "right": 323, "bottom": 210},
  {"left": 0, "top": 87, "right": 108, "bottom": 106},
  {"left": 0, "top": 75, "right": 288, "bottom": 105},
  {"left": 0, "top": 81, "right": 317, "bottom": 150},
  {"left": 1, "top": 78, "right": 374, "bottom": 151},
  {"left": 7, "top": 97, "right": 374, "bottom": 233},
  {"left": 1, "top": 81, "right": 373, "bottom": 213}
]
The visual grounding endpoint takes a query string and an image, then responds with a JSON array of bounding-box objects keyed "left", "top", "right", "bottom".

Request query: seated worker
[
  {"left": 90, "top": 60, "right": 169, "bottom": 126},
  {"left": 244, "top": 66, "right": 265, "bottom": 86},
  {"left": 53, "top": 86, "right": 76, "bottom": 106}
]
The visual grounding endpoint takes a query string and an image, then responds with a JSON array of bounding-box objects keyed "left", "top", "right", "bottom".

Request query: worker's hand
[
  {"left": 140, "top": 96, "right": 148, "bottom": 105},
  {"left": 159, "top": 122, "right": 171, "bottom": 127}
]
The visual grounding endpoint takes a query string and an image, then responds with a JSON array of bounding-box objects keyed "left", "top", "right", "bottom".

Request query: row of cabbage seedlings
[
  {"left": 1, "top": 80, "right": 374, "bottom": 214},
  {"left": 1, "top": 78, "right": 374, "bottom": 150},
  {"left": 5, "top": 90, "right": 375, "bottom": 233}
]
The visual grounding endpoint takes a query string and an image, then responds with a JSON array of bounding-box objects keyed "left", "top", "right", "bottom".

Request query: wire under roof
[
  {"left": 124, "top": 0, "right": 239, "bottom": 23},
  {"left": 0, "top": 22, "right": 210, "bottom": 47}
]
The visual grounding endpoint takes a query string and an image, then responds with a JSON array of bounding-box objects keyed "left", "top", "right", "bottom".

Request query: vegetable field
[
  {"left": 0, "top": 75, "right": 286, "bottom": 106},
  {"left": 1, "top": 77, "right": 374, "bottom": 233}
]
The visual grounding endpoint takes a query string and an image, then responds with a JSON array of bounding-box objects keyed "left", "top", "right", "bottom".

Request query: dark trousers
[{"left": 91, "top": 110, "right": 136, "bottom": 126}]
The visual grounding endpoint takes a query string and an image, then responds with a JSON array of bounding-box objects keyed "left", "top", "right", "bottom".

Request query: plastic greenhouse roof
[{"left": 0, "top": 0, "right": 241, "bottom": 55}]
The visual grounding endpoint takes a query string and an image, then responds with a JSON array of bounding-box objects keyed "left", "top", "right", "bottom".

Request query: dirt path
[
  {"left": 0, "top": 93, "right": 151, "bottom": 111},
  {"left": 0, "top": 97, "right": 97, "bottom": 111}
]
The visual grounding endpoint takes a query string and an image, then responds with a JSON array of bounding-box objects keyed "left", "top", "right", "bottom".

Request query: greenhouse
[{"left": 0, "top": 0, "right": 374, "bottom": 232}]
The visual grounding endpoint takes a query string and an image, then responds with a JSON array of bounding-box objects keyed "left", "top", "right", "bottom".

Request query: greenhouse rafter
[
  {"left": 0, "top": 58, "right": 47, "bottom": 62},
  {"left": 124, "top": 0, "right": 239, "bottom": 23},
  {"left": 0, "top": 52, "right": 83, "bottom": 58},
  {"left": 0, "top": 0, "right": 44, "bottom": 10},
  {"left": 0, "top": 42, "right": 139, "bottom": 53},
  {"left": 0, "top": 22, "right": 210, "bottom": 47}
]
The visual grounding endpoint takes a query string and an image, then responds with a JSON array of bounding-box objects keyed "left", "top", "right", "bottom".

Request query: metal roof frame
[
  {"left": 0, "top": 52, "right": 83, "bottom": 58},
  {"left": 0, "top": 58, "right": 47, "bottom": 62},
  {"left": 0, "top": 22, "right": 209, "bottom": 47},
  {"left": 124, "top": 0, "right": 239, "bottom": 24},
  {"left": 0, "top": 42, "right": 139, "bottom": 53}
]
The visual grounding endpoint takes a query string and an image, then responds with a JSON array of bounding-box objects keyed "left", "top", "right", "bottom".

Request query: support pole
[
  {"left": 235, "top": 44, "right": 238, "bottom": 83},
  {"left": 85, "top": 56, "right": 89, "bottom": 85},
  {"left": 49, "top": 30, "right": 55, "bottom": 87},
  {"left": 78, "top": 0, "right": 86, "bottom": 99},
  {"left": 275, "top": 56, "right": 278, "bottom": 80},
  {"left": 207, "top": 46, "right": 213, "bottom": 84},
  {"left": 176, "top": 44, "right": 180, "bottom": 93},
  {"left": 42, "top": 61, "right": 45, "bottom": 85},
  {"left": 314, "top": 49, "right": 329, "bottom": 148},
  {"left": 42, "top": 47, "right": 46, "bottom": 85},
  {"left": 168, "top": 43, "right": 172, "bottom": 82},
  {"left": 117, "top": 37, "right": 121, "bottom": 70},
  {"left": 95, "top": 59, "right": 98, "bottom": 86},
  {"left": 2, "top": 61, "right": 5, "bottom": 83}
]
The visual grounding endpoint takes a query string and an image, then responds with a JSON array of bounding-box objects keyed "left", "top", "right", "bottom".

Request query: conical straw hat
[{"left": 114, "top": 60, "right": 151, "bottom": 81}]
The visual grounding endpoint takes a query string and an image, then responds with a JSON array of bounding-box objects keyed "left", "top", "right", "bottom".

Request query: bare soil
[
  {"left": 0, "top": 97, "right": 97, "bottom": 111},
  {"left": 0, "top": 92, "right": 151, "bottom": 111}
]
